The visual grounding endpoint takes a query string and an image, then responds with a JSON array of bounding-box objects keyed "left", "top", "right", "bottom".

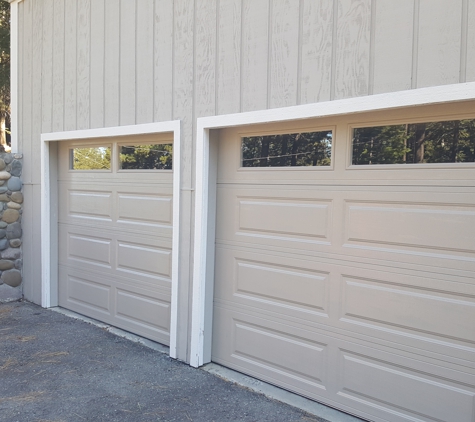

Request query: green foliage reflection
[
  {"left": 120, "top": 144, "right": 173, "bottom": 170},
  {"left": 242, "top": 131, "right": 332, "bottom": 167},
  {"left": 71, "top": 147, "right": 111, "bottom": 170},
  {"left": 352, "top": 119, "right": 475, "bottom": 165}
]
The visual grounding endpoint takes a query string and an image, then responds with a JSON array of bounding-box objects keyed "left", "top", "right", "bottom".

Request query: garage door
[
  {"left": 58, "top": 135, "right": 173, "bottom": 345},
  {"left": 212, "top": 111, "right": 475, "bottom": 422}
]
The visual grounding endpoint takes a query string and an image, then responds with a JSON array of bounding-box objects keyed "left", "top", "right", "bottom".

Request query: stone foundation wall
[{"left": 0, "top": 153, "right": 22, "bottom": 302}]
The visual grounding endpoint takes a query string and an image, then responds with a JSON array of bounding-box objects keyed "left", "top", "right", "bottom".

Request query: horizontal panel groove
[{"left": 214, "top": 242, "right": 475, "bottom": 280}]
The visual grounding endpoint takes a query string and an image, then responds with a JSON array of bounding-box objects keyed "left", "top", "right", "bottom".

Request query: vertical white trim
[
  {"left": 40, "top": 120, "right": 182, "bottom": 358},
  {"left": 40, "top": 138, "right": 51, "bottom": 307},
  {"left": 10, "top": 0, "right": 20, "bottom": 152},
  {"left": 189, "top": 82, "right": 475, "bottom": 367}
]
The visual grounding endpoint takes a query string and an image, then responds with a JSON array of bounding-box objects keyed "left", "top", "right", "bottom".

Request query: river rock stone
[
  {"left": 10, "top": 192, "right": 23, "bottom": 204},
  {"left": 0, "top": 221, "right": 7, "bottom": 229},
  {"left": 0, "top": 159, "right": 5, "bottom": 171},
  {"left": 1, "top": 269, "right": 21, "bottom": 288},
  {"left": 0, "top": 194, "right": 8, "bottom": 202},
  {"left": 14, "top": 154, "right": 22, "bottom": 159},
  {"left": 2, "top": 209, "right": 19, "bottom": 223},
  {"left": 7, "top": 177, "right": 21, "bottom": 192},
  {"left": 14, "top": 259, "right": 21, "bottom": 270},
  {"left": 9, "top": 239, "right": 21, "bottom": 248},
  {"left": 7, "top": 201, "right": 21, "bottom": 210},
  {"left": 0, "top": 260, "right": 14, "bottom": 270},
  {"left": 10, "top": 160, "right": 22, "bottom": 177},
  {"left": 0, "top": 171, "right": 11, "bottom": 180},
  {"left": 7, "top": 222, "right": 21, "bottom": 239},
  {"left": 0, "top": 238, "right": 8, "bottom": 251},
  {"left": 0, "top": 229, "right": 6, "bottom": 239},
  {"left": 3, "top": 154, "right": 12, "bottom": 164},
  {"left": 2, "top": 248, "right": 21, "bottom": 260}
]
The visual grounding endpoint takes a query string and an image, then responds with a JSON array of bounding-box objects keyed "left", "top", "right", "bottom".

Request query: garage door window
[
  {"left": 241, "top": 130, "right": 332, "bottom": 167},
  {"left": 352, "top": 118, "right": 475, "bottom": 165},
  {"left": 70, "top": 146, "right": 111, "bottom": 170},
  {"left": 119, "top": 144, "right": 173, "bottom": 170}
]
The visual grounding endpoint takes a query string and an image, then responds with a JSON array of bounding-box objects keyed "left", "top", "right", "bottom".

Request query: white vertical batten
[
  {"left": 40, "top": 121, "right": 182, "bottom": 358},
  {"left": 10, "top": 0, "right": 22, "bottom": 153}
]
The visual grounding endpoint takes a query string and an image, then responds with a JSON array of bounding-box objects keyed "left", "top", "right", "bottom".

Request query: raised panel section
[
  {"left": 67, "top": 276, "right": 110, "bottom": 313},
  {"left": 239, "top": 198, "right": 331, "bottom": 241},
  {"left": 339, "top": 351, "right": 475, "bottom": 422},
  {"left": 116, "top": 289, "right": 170, "bottom": 332},
  {"left": 236, "top": 259, "right": 328, "bottom": 313},
  {"left": 233, "top": 320, "right": 326, "bottom": 388},
  {"left": 117, "top": 242, "right": 171, "bottom": 279},
  {"left": 69, "top": 190, "right": 112, "bottom": 220},
  {"left": 117, "top": 193, "right": 172, "bottom": 225},
  {"left": 346, "top": 201, "right": 475, "bottom": 254},
  {"left": 342, "top": 276, "right": 475, "bottom": 346},
  {"left": 68, "top": 234, "right": 111, "bottom": 267}
]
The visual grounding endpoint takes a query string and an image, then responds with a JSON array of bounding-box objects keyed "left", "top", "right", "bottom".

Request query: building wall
[{"left": 16, "top": 0, "right": 475, "bottom": 361}]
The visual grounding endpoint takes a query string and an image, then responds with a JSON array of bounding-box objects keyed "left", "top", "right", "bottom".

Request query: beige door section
[
  {"left": 57, "top": 139, "right": 173, "bottom": 345},
  {"left": 212, "top": 117, "right": 475, "bottom": 422}
]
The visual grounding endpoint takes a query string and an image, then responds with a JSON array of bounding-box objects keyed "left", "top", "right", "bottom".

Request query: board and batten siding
[{"left": 17, "top": 0, "right": 475, "bottom": 362}]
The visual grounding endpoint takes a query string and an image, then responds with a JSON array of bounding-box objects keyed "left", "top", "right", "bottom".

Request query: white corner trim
[
  {"left": 189, "top": 82, "right": 475, "bottom": 368},
  {"left": 10, "top": 0, "right": 19, "bottom": 152},
  {"left": 40, "top": 120, "right": 181, "bottom": 359}
]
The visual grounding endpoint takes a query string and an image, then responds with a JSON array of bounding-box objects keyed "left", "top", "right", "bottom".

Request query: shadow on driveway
[{"left": 0, "top": 301, "right": 328, "bottom": 422}]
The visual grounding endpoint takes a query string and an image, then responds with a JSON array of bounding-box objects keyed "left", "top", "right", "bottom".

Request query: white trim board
[
  {"left": 189, "top": 81, "right": 475, "bottom": 367},
  {"left": 41, "top": 120, "right": 181, "bottom": 359}
]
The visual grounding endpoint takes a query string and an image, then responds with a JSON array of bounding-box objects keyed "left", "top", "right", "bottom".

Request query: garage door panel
[
  {"left": 68, "top": 189, "right": 113, "bottom": 220},
  {"left": 117, "top": 192, "right": 172, "bottom": 226},
  {"left": 214, "top": 247, "right": 331, "bottom": 322},
  {"left": 336, "top": 347, "right": 475, "bottom": 422},
  {"left": 64, "top": 273, "right": 111, "bottom": 314},
  {"left": 67, "top": 232, "right": 112, "bottom": 268},
  {"left": 212, "top": 306, "right": 330, "bottom": 398},
  {"left": 340, "top": 274, "right": 475, "bottom": 349}
]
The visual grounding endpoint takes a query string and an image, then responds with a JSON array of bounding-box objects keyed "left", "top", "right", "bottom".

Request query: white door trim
[
  {"left": 190, "top": 82, "right": 475, "bottom": 367},
  {"left": 41, "top": 120, "right": 181, "bottom": 359}
]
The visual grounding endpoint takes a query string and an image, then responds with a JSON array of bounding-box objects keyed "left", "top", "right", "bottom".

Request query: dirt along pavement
[{"left": 0, "top": 300, "right": 329, "bottom": 422}]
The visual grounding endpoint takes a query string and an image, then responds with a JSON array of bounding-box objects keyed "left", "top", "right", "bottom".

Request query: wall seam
[
  {"left": 330, "top": 0, "right": 338, "bottom": 101},
  {"left": 296, "top": 0, "right": 303, "bottom": 105},
  {"left": 460, "top": 0, "right": 468, "bottom": 83},
  {"left": 368, "top": 0, "right": 377, "bottom": 96},
  {"left": 239, "top": 0, "right": 244, "bottom": 113},
  {"left": 215, "top": 0, "right": 220, "bottom": 115},
  {"left": 266, "top": 0, "right": 272, "bottom": 109},
  {"left": 411, "top": 0, "right": 420, "bottom": 89}
]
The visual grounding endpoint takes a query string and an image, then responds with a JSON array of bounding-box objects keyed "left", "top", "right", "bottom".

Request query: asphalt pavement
[{"left": 0, "top": 301, "right": 330, "bottom": 422}]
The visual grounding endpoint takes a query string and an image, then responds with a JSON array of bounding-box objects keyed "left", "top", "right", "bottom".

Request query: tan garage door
[
  {"left": 212, "top": 108, "right": 475, "bottom": 422},
  {"left": 58, "top": 135, "right": 173, "bottom": 345}
]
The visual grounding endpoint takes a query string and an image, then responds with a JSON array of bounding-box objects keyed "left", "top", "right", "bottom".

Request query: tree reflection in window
[
  {"left": 70, "top": 147, "right": 111, "bottom": 170},
  {"left": 352, "top": 119, "right": 475, "bottom": 165},
  {"left": 242, "top": 131, "right": 332, "bottom": 167},
  {"left": 120, "top": 144, "right": 173, "bottom": 170}
]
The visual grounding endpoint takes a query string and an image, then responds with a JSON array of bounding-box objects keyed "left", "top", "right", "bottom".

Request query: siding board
[
  {"left": 52, "top": 0, "right": 65, "bottom": 132},
  {"left": 21, "top": 0, "right": 32, "bottom": 183},
  {"left": 334, "top": 0, "right": 371, "bottom": 100},
  {"left": 104, "top": 0, "right": 120, "bottom": 128},
  {"left": 241, "top": 0, "right": 269, "bottom": 111},
  {"left": 300, "top": 0, "right": 333, "bottom": 104},
  {"left": 136, "top": 1, "right": 154, "bottom": 124},
  {"left": 269, "top": 0, "right": 300, "bottom": 108},
  {"left": 153, "top": 0, "right": 173, "bottom": 122},
  {"left": 173, "top": 0, "right": 195, "bottom": 362},
  {"left": 64, "top": 0, "right": 77, "bottom": 131},
  {"left": 195, "top": 0, "right": 217, "bottom": 118},
  {"left": 217, "top": 0, "right": 241, "bottom": 115},
  {"left": 417, "top": 0, "right": 463, "bottom": 87},
  {"left": 77, "top": 0, "right": 91, "bottom": 130},
  {"left": 467, "top": 0, "right": 475, "bottom": 82},
  {"left": 373, "top": 0, "right": 414, "bottom": 94},
  {"left": 41, "top": 0, "right": 53, "bottom": 134},
  {"left": 120, "top": 0, "right": 136, "bottom": 126},
  {"left": 90, "top": 0, "right": 105, "bottom": 129}
]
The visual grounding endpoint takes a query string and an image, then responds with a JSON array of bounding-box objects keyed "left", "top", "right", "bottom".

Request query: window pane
[
  {"left": 70, "top": 147, "right": 111, "bottom": 170},
  {"left": 242, "top": 131, "right": 332, "bottom": 167},
  {"left": 119, "top": 144, "right": 173, "bottom": 170},
  {"left": 352, "top": 119, "right": 475, "bottom": 165}
]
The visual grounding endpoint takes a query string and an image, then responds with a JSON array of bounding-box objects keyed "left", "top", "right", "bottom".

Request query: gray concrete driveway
[{"left": 0, "top": 301, "right": 330, "bottom": 422}]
